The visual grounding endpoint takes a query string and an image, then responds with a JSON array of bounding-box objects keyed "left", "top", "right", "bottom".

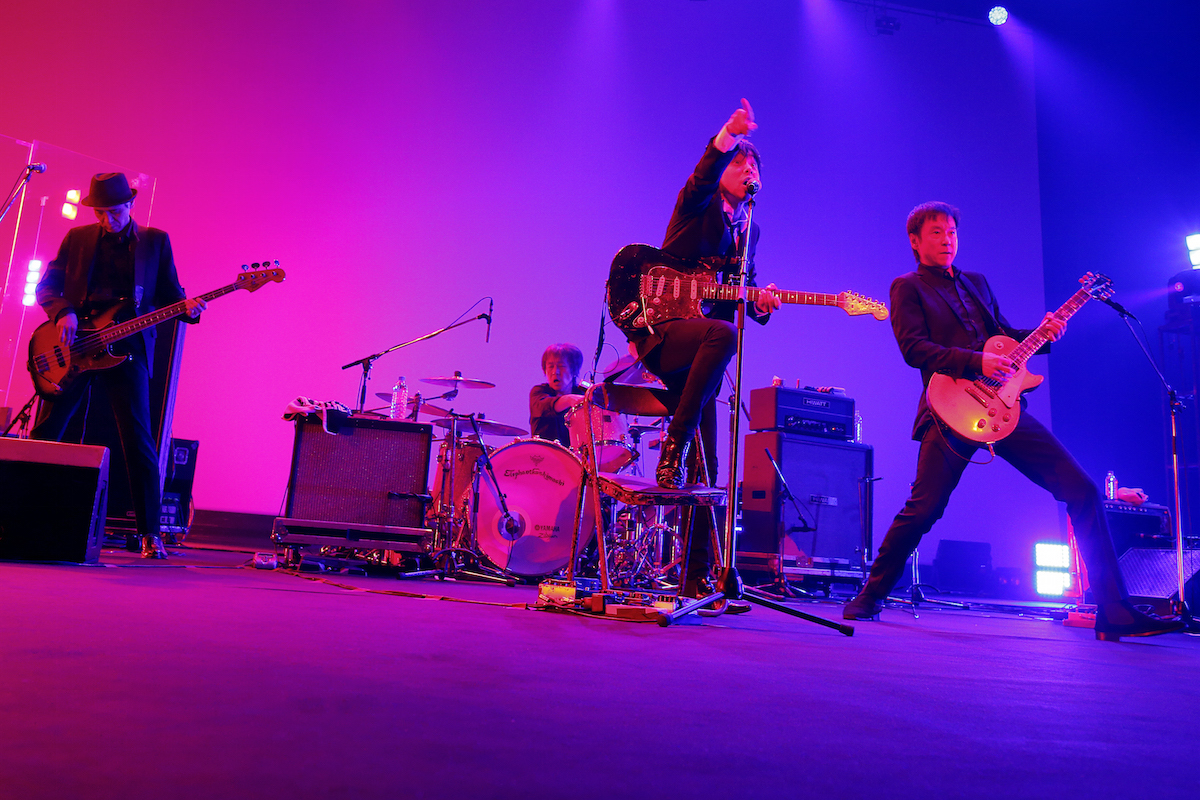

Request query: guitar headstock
[
  {"left": 235, "top": 260, "right": 286, "bottom": 292},
  {"left": 837, "top": 290, "right": 889, "bottom": 321},
  {"left": 1080, "top": 271, "right": 1114, "bottom": 301}
]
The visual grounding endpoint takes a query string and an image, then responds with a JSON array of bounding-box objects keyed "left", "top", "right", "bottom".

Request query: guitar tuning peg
[
  {"left": 273, "top": 260, "right": 280, "bottom": 267},
  {"left": 240, "top": 264, "right": 249, "bottom": 271},
  {"left": 251, "top": 262, "right": 261, "bottom": 269}
]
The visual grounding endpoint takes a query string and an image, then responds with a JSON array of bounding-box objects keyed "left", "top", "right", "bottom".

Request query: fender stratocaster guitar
[
  {"left": 28, "top": 263, "right": 285, "bottom": 398},
  {"left": 926, "top": 272, "right": 1114, "bottom": 444},
  {"left": 606, "top": 244, "right": 888, "bottom": 336}
]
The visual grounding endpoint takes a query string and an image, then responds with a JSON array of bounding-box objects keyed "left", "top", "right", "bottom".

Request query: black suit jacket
[
  {"left": 891, "top": 264, "right": 1042, "bottom": 440},
  {"left": 37, "top": 221, "right": 190, "bottom": 364}
]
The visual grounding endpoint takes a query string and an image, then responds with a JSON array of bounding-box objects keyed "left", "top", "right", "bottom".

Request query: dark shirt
[
  {"left": 914, "top": 263, "right": 996, "bottom": 374},
  {"left": 529, "top": 382, "right": 583, "bottom": 448},
  {"left": 88, "top": 224, "right": 136, "bottom": 306}
]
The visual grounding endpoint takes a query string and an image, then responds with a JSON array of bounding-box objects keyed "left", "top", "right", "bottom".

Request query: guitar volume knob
[
  {"left": 987, "top": 409, "right": 996, "bottom": 417},
  {"left": 992, "top": 424, "right": 1001, "bottom": 432}
]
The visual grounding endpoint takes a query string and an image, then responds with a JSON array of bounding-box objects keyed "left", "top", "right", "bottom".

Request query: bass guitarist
[
  {"left": 32, "top": 172, "right": 205, "bottom": 559},
  {"left": 842, "top": 201, "right": 1181, "bottom": 641}
]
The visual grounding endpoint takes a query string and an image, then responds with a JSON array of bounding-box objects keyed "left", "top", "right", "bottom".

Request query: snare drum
[
  {"left": 566, "top": 401, "right": 637, "bottom": 473},
  {"left": 473, "top": 438, "right": 596, "bottom": 577}
]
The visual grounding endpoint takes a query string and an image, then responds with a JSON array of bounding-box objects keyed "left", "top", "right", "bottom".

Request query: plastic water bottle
[
  {"left": 389, "top": 376, "right": 408, "bottom": 420},
  {"left": 1104, "top": 470, "right": 1117, "bottom": 501}
]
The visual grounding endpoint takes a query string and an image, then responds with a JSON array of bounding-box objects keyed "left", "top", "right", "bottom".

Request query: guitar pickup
[{"left": 965, "top": 384, "right": 991, "bottom": 406}]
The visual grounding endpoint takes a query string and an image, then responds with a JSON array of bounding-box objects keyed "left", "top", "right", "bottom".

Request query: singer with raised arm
[
  {"left": 529, "top": 343, "right": 586, "bottom": 448},
  {"left": 628, "top": 98, "right": 780, "bottom": 600},
  {"left": 841, "top": 201, "right": 1183, "bottom": 642},
  {"left": 31, "top": 173, "right": 206, "bottom": 559}
]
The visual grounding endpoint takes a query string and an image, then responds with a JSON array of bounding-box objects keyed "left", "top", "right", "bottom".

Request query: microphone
[
  {"left": 745, "top": 180, "right": 760, "bottom": 195},
  {"left": 1098, "top": 295, "right": 1136, "bottom": 319},
  {"left": 485, "top": 298, "right": 493, "bottom": 343},
  {"left": 26, "top": 163, "right": 47, "bottom": 173}
]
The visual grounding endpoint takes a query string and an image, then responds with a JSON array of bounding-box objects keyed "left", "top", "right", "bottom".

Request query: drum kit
[{"left": 357, "top": 367, "right": 679, "bottom": 587}]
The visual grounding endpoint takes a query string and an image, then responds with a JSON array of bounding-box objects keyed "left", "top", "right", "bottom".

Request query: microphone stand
[
  {"left": 0, "top": 164, "right": 39, "bottom": 227},
  {"left": 1114, "top": 305, "right": 1192, "bottom": 622},
  {"left": 657, "top": 183, "right": 853, "bottom": 635},
  {"left": 341, "top": 313, "right": 488, "bottom": 413}
]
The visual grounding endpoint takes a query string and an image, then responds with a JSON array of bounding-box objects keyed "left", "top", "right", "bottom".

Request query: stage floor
[{"left": 2, "top": 542, "right": 1197, "bottom": 800}]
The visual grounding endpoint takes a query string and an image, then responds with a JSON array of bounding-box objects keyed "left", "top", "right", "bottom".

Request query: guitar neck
[
  {"left": 84, "top": 283, "right": 239, "bottom": 348},
  {"left": 1008, "top": 287, "right": 1093, "bottom": 367},
  {"left": 702, "top": 283, "right": 841, "bottom": 309}
]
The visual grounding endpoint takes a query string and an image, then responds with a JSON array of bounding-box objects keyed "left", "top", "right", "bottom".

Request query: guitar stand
[
  {"left": 886, "top": 550, "right": 969, "bottom": 619},
  {"left": 650, "top": 184, "right": 852, "bottom": 636}
]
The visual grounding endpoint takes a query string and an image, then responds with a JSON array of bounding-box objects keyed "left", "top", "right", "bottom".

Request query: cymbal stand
[
  {"left": 341, "top": 314, "right": 488, "bottom": 413},
  {"left": 656, "top": 185, "right": 852, "bottom": 635}
]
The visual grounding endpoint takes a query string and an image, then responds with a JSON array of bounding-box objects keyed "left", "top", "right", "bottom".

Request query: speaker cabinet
[
  {"left": 0, "top": 438, "right": 109, "bottom": 563},
  {"left": 1103, "top": 501, "right": 1200, "bottom": 610},
  {"left": 274, "top": 415, "right": 433, "bottom": 552},
  {"left": 739, "top": 432, "right": 873, "bottom": 583}
]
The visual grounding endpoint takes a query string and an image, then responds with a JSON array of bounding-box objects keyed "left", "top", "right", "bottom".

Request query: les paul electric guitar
[
  {"left": 28, "top": 263, "right": 285, "bottom": 398},
  {"left": 606, "top": 244, "right": 888, "bottom": 336},
  {"left": 926, "top": 272, "right": 1114, "bottom": 444}
]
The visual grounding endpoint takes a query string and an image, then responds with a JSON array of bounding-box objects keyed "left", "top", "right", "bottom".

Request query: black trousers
[
  {"left": 32, "top": 340, "right": 161, "bottom": 540},
  {"left": 863, "top": 411, "right": 1127, "bottom": 605},
  {"left": 641, "top": 317, "right": 736, "bottom": 585}
]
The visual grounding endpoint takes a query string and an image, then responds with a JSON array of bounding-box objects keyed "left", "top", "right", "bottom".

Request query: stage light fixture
[
  {"left": 66, "top": 189, "right": 80, "bottom": 203},
  {"left": 1188, "top": 233, "right": 1200, "bottom": 267},
  {"left": 1034, "top": 541, "right": 1071, "bottom": 596},
  {"left": 22, "top": 259, "right": 42, "bottom": 306},
  {"left": 988, "top": 6, "right": 1008, "bottom": 26},
  {"left": 1035, "top": 570, "right": 1070, "bottom": 596},
  {"left": 61, "top": 202, "right": 77, "bottom": 220}
]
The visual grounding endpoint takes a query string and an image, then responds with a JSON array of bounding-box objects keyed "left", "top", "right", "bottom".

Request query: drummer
[{"left": 529, "top": 343, "right": 586, "bottom": 448}]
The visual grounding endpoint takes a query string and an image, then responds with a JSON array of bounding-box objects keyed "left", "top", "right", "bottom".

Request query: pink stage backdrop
[{"left": 0, "top": 1, "right": 1060, "bottom": 569}]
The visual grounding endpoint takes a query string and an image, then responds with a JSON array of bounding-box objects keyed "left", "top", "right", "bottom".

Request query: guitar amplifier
[
  {"left": 748, "top": 385, "right": 856, "bottom": 440},
  {"left": 274, "top": 414, "right": 433, "bottom": 552},
  {"left": 738, "top": 431, "right": 873, "bottom": 585}
]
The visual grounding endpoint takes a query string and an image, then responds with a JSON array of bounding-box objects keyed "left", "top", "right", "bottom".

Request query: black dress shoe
[
  {"left": 140, "top": 535, "right": 168, "bottom": 560},
  {"left": 655, "top": 434, "right": 691, "bottom": 489},
  {"left": 1094, "top": 600, "right": 1184, "bottom": 642},
  {"left": 843, "top": 591, "right": 883, "bottom": 620}
]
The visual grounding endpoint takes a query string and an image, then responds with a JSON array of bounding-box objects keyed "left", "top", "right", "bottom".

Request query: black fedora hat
[{"left": 80, "top": 172, "right": 137, "bottom": 208}]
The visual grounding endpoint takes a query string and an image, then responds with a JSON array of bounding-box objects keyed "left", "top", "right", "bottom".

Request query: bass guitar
[
  {"left": 926, "top": 271, "right": 1114, "bottom": 444},
  {"left": 606, "top": 244, "right": 888, "bottom": 336},
  {"left": 28, "top": 263, "right": 285, "bottom": 398}
]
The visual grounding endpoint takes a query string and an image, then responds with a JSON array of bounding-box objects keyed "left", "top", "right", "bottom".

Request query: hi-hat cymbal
[
  {"left": 422, "top": 375, "right": 496, "bottom": 389},
  {"left": 433, "top": 417, "right": 528, "bottom": 437},
  {"left": 372, "top": 394, "right": 452, "bottom": 418}
]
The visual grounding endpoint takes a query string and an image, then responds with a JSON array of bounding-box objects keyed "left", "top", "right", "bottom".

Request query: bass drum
[{"left": 473, "top": 438, "right": 595, "bottom": 577}]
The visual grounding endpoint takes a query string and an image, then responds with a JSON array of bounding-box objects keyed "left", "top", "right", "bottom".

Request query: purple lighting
[{"left": 989, "top": 6, "right": 1009, "bottom": 26}]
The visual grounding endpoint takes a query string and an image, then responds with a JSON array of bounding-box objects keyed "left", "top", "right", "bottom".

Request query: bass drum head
[{"left": 474, "top": 438, "right": 595, "bottom": 577}]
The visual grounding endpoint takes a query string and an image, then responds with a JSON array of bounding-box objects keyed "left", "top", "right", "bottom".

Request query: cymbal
[
  {"left": 433, "top": 417, "right": 528, "bottom": 437},
  {"left": 372, "top": 394, "right": 451, "bottom": 418},
  {"left": 421, "top": 375, "right": 495, "bottom": 389}
]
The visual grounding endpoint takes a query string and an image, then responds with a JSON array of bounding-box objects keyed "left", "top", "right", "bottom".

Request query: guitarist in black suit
[
  {"left": 842, "top": 201, "right": 1181, "bottom": 641},
  {"left": 631, "top": 99, "right": 779, "bottom": 600},
  {"left": 32, "top": 173, "right": 205, "bottom": 559}
]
